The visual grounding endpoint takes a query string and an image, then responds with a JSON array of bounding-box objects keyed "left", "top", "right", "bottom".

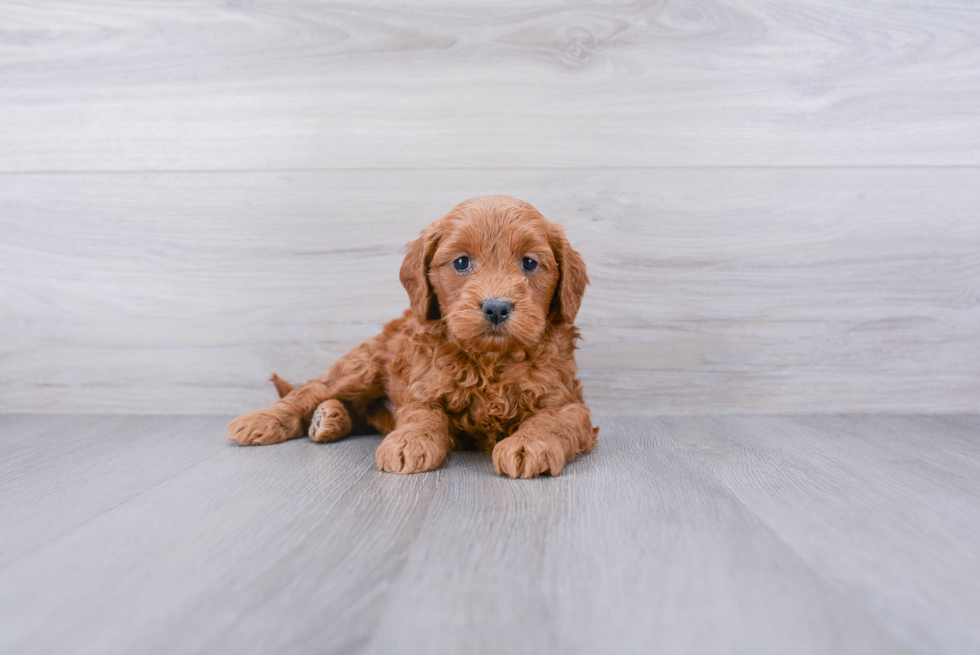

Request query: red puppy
[{"left": 228, "top": 195, "right": 597, "bottom": 478}]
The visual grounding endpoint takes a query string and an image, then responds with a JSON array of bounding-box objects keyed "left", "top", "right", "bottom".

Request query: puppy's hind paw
[
  {"left": 309, "top": 399, "right": 353, "bottom": 443},
  {"left": 227, "top": 408, "right": 302, "bottom": 446}
]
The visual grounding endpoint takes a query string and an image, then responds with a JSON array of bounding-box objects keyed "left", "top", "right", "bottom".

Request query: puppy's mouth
[
  {"left": 483, "top": 324, "right": 511, "bottom": 339},
  {"left": 443, "top": 302, "right": 532, "bottom": 352}
]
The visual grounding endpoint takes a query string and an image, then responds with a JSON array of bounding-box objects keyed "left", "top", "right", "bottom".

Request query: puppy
[{"left": 227, "top": 195, "right": 597, "bottom": 478}]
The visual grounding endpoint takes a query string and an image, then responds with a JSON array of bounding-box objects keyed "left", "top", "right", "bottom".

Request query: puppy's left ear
[{"left": 549, "top": 224, "right": 589, "bottom": 324}]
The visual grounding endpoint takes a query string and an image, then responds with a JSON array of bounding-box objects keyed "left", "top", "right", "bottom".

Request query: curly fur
[{"left": 228, "top": 195, "right": 598, "bottom": 478}]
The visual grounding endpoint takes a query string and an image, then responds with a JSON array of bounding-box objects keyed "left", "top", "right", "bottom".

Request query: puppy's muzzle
[{"left": 482, "top": 298, "right": 513, "bottom": 325}]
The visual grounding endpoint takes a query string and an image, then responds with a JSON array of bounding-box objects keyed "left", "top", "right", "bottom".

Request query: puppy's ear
[
  {"left": 400, "top": 226, "right": 441, "bottom": 322},
  {"left": 549, "top": 224, "right": 589, "bottom": 324}
]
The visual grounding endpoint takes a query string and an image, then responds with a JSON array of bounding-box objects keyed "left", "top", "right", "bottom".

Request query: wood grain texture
[
  {"left": 2, "top": 0, "right": 980, "bottom": 171},
  {"left": 2, "top": 168, "right": 978, "bottom": 414},
  {"left": 663, "top": 415, "right": 980, "bottom": 655},
  {"left": 0, "top": 414, "right": 228, "bottom": 568},
  {"left": 2, "top": 414, "right": 978, "bottom": 654}
]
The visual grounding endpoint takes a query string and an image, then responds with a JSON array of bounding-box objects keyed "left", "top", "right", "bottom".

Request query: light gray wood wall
[{"left": 1, "top": 0, "right": 978, "bottom": 414}]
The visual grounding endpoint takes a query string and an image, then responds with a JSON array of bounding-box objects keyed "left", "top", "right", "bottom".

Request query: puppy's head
[{"left": 401, "top": 195, "right": 587, "bottom": 351}]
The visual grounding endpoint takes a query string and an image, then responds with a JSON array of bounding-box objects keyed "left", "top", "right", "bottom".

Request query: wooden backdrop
[{"left": 1, "top": 0, "right": 978, "bottom": 414}]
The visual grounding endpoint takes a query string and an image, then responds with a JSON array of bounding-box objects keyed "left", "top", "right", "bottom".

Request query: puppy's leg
[
  {"left": 375, "top": 404, "right": 451, "bottom": 474},
  {"left": 365, "top": 398, "right": 396, "bottom": 435},
  {"left": 228, "top": 338, "right": 386, "bottom": 446},
  {"left": 492, "top": 403, "right": 597, "bottom": 479}
]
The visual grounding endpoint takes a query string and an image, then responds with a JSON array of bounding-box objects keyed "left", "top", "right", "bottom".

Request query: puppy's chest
[{"left": 441, "top": 367, "right": 536, "bottom": 446}]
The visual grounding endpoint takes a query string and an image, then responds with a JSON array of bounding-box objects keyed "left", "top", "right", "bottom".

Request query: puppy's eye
[
  {"left": 521, "top": 257, "right": 538, "bottom": 272},
  {"left": 453, "top": 256, "right": 470, "bottom": 272}
]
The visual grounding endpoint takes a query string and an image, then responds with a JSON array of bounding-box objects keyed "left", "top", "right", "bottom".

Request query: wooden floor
[{"left": 1, "top": 414, "right": 977, "bottom": 654}]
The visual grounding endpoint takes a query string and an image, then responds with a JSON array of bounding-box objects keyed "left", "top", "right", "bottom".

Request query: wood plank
[
  {"left": 2, "top": 1, "right": 980, "bottom": 170},
  {"left": 2, "top": 168, "right": 977, "bottom": 414},
  {"left": 0, "top": 425, "right": 436, "bottom": 654},
  {"left": 667, "top": 414, "right": 980, "bottom": 655},
  {"left": 363, "top": 416, "right": 908, "bottom": 655},
  {"left": 0, "top": 415, "right": 230, "bottom": 568},
  {"left": 0, "top": 414, "right": 938, "bottom": 654}
]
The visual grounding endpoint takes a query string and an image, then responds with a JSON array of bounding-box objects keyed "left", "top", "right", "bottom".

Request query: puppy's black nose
[{"left": 482, "top": 298, "right": 513, "bottom": 325}]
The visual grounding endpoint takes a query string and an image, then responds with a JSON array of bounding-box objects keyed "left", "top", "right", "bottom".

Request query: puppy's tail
[{"left": 269, "top": 373, "right": 295, "bottom": 399}]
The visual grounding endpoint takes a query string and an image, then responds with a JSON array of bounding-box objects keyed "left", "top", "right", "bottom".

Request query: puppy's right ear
[{"left": 400, "top": 226, "right": 441, "bottom": 322}]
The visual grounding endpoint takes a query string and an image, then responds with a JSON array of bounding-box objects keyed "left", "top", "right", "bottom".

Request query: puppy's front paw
[
  {"left": 227, "top": 408, "right": 302, "bottom": 446},
  {"left": 375, "top": 428, "right": 447, "bottom": 474},
  {"left": 493, "top": 434, "right": 568, "bottom": 479}
]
